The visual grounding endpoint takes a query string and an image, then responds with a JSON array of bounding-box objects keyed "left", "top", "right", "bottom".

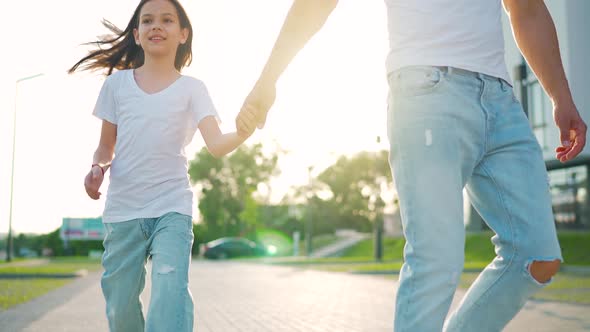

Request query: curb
[
  {"left": 351, "top": 268, "right": 485, "bottom": 275},
  {"left": 0, "top": 269, "right": 88, "bottom": 279}
]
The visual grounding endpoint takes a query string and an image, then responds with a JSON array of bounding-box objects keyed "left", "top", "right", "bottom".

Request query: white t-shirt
[
  {"left": 385, "top": 0, "right": 510, "bottom": 83},
  {"left": 93, "top": 69, "right": 219, "bottom": 223}
]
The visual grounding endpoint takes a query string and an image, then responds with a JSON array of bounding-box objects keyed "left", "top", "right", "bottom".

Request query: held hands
[
  {"left": 236, "top": 80, "right": 276, "bottom": 138},
  {"left": 554, "top": 102, "right": 587, "bottom": 162},
  {"left": 84, "top": 165, "right": 104, "bottom": 200}
]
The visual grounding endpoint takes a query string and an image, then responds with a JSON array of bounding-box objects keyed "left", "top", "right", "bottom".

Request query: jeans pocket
[{"left": 390, "top": 66, "right": 444, "bottom": 96}]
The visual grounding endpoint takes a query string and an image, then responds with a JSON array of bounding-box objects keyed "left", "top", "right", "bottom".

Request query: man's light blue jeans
[
  {"left": 101, "top": 212, "right": 194, "bottom": 332},
  {"left": 387, "top": 66, "right": 563, "bottom": 331}
]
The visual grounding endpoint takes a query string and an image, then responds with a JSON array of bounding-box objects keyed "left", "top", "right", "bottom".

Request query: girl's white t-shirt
[
  {"left": 385, "top": 0, "right": 510, "bottom": 83},
  {"left": 93, "top": 69, "right": 219, "bottom": 223}
]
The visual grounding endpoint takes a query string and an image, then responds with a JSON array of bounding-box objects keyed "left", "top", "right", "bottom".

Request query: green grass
[
  {"left": 340, "top": 232, "right": 590, "bottom": 265},
  {"left": 314, "top": 262, "right": 402, "bottom": 273},
  {"left": 463, "top": 233, "right": 496, "bottom": 262},
  {"left": 259, "top": 256, "right": 387, "bottom": 264},
  {"left": 541, "top": 272, "right": 590, "bottom": 289},
  {"left": 341, "top": 237, "right": 405, "bottom": 260},
  {"left": 272, "top": 260, "right": 491, "bottom": 273},
  {"left": 274, "top": 262, "right": 590, "bottom": 305},
  {"left": 459, "top": 271, "right": 590, "bottom": 305},
  {"left": 0, "top": 257, "right": 103, "bottom": 311},
  {"left": 556, "top": 232, "right": 590, "bottom": 266},
  {"left": 0, "top": 279, "right": 70, "bottom": 310},
  {"left": 263, "top": 231, "right": 590, "bottom": 305},
  {"left": 298, "top": 234, "right": 340, "bottom": 256},
  {"left": 0, "top": 258, "right": 101, "bottom": 275},
  {"left": 0, "top": 258, "right": 27, "bottom": 265}
]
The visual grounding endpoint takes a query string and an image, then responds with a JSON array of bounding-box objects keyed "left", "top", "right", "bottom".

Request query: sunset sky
[{"left": 0, "top": 0, "right": 389, "bottom": 234}]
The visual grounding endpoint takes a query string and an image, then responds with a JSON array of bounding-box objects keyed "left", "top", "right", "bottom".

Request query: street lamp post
[
  {"left": 6, "top": 73, "right": 44, "bottom": 262},
  {"left": 373, "top": 135, "right": 384, "bottom": 262},
  {"left": 306, "top": 166, "right": 313, "bottom": 257}
]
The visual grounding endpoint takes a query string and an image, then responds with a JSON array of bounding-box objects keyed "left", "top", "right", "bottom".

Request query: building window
[
  {"left": 528, "top": 81, "right": 550, "bottom": 150},
  {"left": 549, "top": 166, "right": 588, "bottom": 228},
  {"left": 514, "top": 60, "right": 552, "bottom": 151},
  {"left": 515, "top": 60, "right": 590, "bottom": 229}
]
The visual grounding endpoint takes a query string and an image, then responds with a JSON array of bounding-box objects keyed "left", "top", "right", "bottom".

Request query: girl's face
[{"left": 133, "top": 0, "right": 189, "bottom": 60}]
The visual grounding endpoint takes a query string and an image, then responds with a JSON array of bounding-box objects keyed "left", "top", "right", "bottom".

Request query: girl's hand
[
  {"left": 236, "top": 105, "right": 258, "bottom": 139},
  {"left": 236, "top": 80, "right": 276, "bottom": 137},
  {"left": 84, "top": 165, "right": 104, "bottom": 200}
]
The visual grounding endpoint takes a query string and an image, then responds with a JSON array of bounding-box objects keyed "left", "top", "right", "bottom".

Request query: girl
[{"left": 69, "top": 1, "right": 254, "bottom": 331}]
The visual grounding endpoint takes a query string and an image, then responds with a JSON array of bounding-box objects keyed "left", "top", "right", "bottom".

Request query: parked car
[{"left": 200, "top": 237, "right": 267, "bottom": 259}]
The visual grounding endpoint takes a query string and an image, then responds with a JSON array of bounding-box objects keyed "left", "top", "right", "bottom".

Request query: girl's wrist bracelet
[{"left": 91, "top": 164, "right": 105, "bottom": 175}]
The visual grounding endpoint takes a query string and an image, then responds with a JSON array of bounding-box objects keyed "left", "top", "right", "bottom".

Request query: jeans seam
[
  {"left": 135, "top": 264, "right": 146, "bottom": 329},
  {"left": 138, "top": 219, "right": 151, "bottom": 240},
  {"left": 390, "top": 129, "right": 413, "bottom": 326},
  {"left": 453, "top": 161, "right": 518, "bottom": 329},
  {"left": 477, "top": 77, "right": 489, "bottom": 165}
]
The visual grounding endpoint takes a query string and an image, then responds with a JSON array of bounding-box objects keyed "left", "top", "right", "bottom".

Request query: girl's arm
[
  {"left": 85, "top": 120, "right": 117, "bottom": 200},
  {"left": 199, "top": 116, "right": 249, "bottom": 158},
  {"left": 93, "top": 120, "right": 117, "bottom": 169}
]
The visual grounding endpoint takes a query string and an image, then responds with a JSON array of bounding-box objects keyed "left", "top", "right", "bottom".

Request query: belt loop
[{"left": 448, "top": 66, "right": 453, "bottom": 76}]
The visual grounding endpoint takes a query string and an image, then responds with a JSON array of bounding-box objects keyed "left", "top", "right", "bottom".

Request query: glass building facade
[{"left": 515, "top": 62, "right": 590, "bottom": 230}]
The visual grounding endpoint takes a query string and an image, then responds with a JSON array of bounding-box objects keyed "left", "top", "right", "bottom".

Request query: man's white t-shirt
[
  {"left": 93, "top": 69, "right": 219, "bottom": 223},
  {"left": 385, "top": 0, "right": 510, "bottom": 83}
]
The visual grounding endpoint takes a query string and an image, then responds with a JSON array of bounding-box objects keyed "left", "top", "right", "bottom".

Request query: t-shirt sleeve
[
  {"left": 190, "top": 80, "right": 221, "bottom": 127},
  {"left": 92, "top": 75, "right": 118, "bottom": 124}
]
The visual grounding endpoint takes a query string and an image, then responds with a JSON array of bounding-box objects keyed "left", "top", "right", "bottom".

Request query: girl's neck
[{"left": 138, "top": 56, "right": 179, "bottom": 77}]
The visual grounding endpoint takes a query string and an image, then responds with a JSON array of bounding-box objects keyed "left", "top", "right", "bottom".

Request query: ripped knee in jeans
[{"left": 526, "top": 258, "right": 561, "bottom": 285}]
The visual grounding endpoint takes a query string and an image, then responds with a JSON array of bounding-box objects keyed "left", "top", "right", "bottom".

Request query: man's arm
[
  {"left": 256, "top": 0, "right": 338, "bottom": 85},
  {"left": 504, "top": 0, "right": 586, "bottom": 162},
  {"left": 236, "top": 0, "right": 338, "bottom": 136}
]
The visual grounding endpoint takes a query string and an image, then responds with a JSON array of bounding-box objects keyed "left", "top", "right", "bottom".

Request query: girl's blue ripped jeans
[
  {"left": 387, "top": 66, "right": 563, "bottom": 332},
  {"left": 101, "top": 212, "right": 194, "bottom": 332}
]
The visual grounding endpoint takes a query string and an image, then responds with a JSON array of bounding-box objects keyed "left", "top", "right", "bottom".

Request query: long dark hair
[{"left": 68, "top": 0, "right": 193, "bottom": 75}]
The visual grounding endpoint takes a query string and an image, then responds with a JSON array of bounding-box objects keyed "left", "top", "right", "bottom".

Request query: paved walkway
[
  {"left": 0, "top": 259, "right": 50, "bottom": 268},
  {"left": 310, "top": 232, "right": 370, "bottom": 258},
  {"left": 1, "top": 261, "right": 589, "bottom": 331}
]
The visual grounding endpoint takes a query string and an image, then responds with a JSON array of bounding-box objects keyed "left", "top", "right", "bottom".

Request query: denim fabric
[
  {"left": 101, "top": 212, "right": 194, "bottom": 332},
  {"left": 387, "top": 66, "right": 562, "bottom": 332}
]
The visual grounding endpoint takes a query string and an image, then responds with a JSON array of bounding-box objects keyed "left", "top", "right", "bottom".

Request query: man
[{"left": 236, "top": 1, "right": 587, "bottom": 331}]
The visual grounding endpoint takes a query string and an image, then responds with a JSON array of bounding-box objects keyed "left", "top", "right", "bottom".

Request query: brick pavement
[{"left": 2, "top": 260, "right": 589, "bottom": 331}]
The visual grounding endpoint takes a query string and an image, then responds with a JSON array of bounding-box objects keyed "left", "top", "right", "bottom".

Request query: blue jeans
[
  {"left": 101, "top": 212, "right": 194, "bottom": 332},
  {"left": 387, "top": 66, "right": 562, "bottom": 331}
]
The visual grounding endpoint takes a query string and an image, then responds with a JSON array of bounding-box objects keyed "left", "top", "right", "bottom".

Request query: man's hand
[
  {"left": 236, "top": 81, "right": 276, "bottom": 137},
  {"left": 84, "top": 166, "right": 104, "bottom": 200},
  {"left": 504, "top": 0, "right": 587, "bottom": 163},
  {"left": 554, "top": 102, "right": 587, "bottom": 163}
]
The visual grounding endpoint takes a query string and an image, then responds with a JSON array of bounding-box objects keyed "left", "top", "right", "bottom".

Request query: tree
[
  {"left": 239, "top": 192, "right": 260, "bottom": 233},
  {"left": 188, "top": 143, "right": 279, "bottom": 242},
  {"left": 312, "top": 150, "right": 393, "bottom": 232}
]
